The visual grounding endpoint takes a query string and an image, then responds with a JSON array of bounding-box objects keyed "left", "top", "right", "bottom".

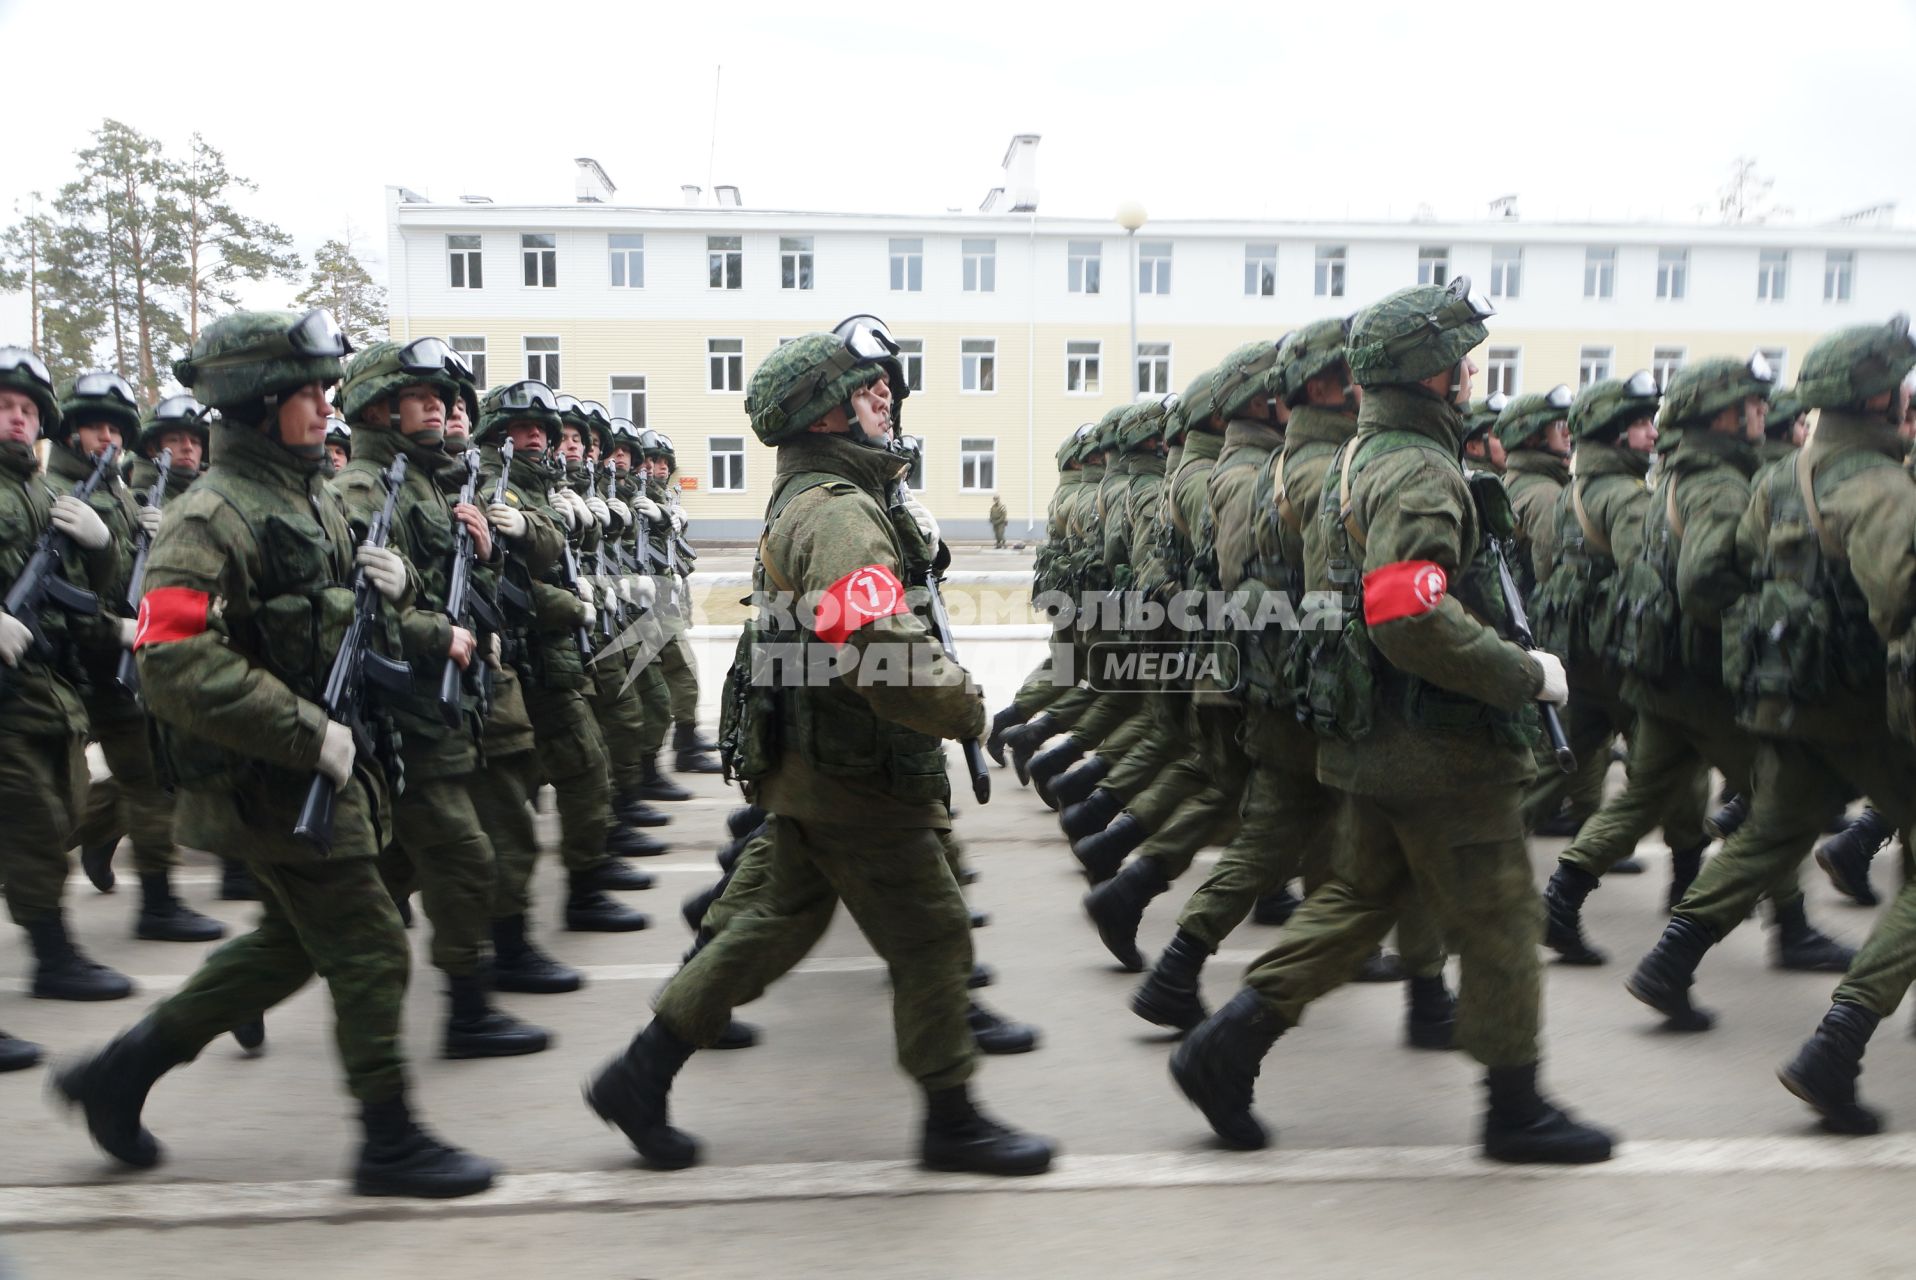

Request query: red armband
[
  {"left": 1362, "top": 560, "right": 1448, "bottom": 626},
  {"left": 134, "top": 587, "right": 211, "bottom": 648},
  {"left": 813, "top": 564, "right": 909, "bottom": 646}
]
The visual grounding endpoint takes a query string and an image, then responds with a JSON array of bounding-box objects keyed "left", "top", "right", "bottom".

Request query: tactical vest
[
  {"left": 1531, "top": 468, "right": 1631, "bottom": 669},
  {"left": 494, "top": 455, "right": 588, "bottom": 692},
  {"left": 1210, "top": 437, "right": 1292, "bottom": 709}
]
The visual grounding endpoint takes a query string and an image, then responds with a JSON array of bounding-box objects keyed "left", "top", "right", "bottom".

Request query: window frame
[
  {"left": 1489, "top": 245, "right": 1521, "bottom": 299},
  {"left": 1824, "top": 250, "right": 1854, "bottom": 303},
  {"left": 1137, "top": 240, "right": 1172, "bottom": 295},
  {"left": 706, "top": 337, "right": 745, "bottom": 394},
  {"left": 1485, "top": 345, "right": 1521, "bottom": 397},
  {"left": 1416, "top": 245, "right": 1450, "bottom": 287},
  {"left": 522, "top": 334, "right": 560, "bottom": 386},
  {"left": 1758, "top": 347, "right": 1788, "bottom": 383},
  {"left": 779, "top": 235, "right": 813, "bottom": 291},
  {"left": 1136, "top": 341, "right": 1172, "bottom": 396},
  {"left": 1067, "top": 240, "right": 1102, "bottom": 294},
  {"left": 448, "top": 234, "right": 483, "bottom": 290},
  {"left": 895, "top": 338, "right": 925, "bottom": 393},
  {"left": 1583, "top": 247, "right": 1616, "bottom": 299},
  {"left": 610, "top": 374, "right": 647, "bottom": 429},
  {"left": 1244, "top": 243, "right": 1277, "bottom": 297},
  {"left": 889, "top": 237, "right": 924, "bottom": 292},
  {"left": 450, "top": 335, "right": 487, "bottom": 389},
  {"left": 958, "top": 436, "right": 998, "bottom": 494},
  {"left": 1314, "top": 244, "right": 1346, "bottom": 298},
  {"left": 1656, "top": 247, "right": 1688, "bottom": 301},
  {"left": 960, "top": 337, "right": 997, "bottom": 395},
  {"left": 521, "top": 233, "right": 557, "bottom": 289},
  {"left": 962, "top": 238, "right": 997, "bottom": 293},
  {"left": 1577, "top": 344, "right": 1615, "bottom": 388},
  {"left": 1651, "top": 346, "right": 1686, "bottom": 390},
  {"left": 1757, "top": 248, "right": 1789, "bottom": 302},
  {"left": 608, "top": 233, "right": 644, "bottom": 289},
  {"left": 707, "top": 435, "right": 747, "bottom": 493},
  {"left": 1064, "top": 340, "right": 1102, "bottom": 396},
  {"left": 707, "top": 235, "right": 743, "bottom": 291}
]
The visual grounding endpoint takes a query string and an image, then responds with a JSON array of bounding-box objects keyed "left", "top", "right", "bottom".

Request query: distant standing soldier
[{"left": 990, "top": 493, "right": 1008, "bottom": 548}]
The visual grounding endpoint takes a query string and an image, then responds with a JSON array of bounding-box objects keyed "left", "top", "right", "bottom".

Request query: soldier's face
[
  {"left": 156, "top": 428, "right": 203, "bottom": 472},
  {"left": 326, "top": 442, "right": 349, "bottom": 471},
  {"left": 1624, "top": 416, "right": 1658, "bottom": 454},
  {"left": 393, "top": 385, "right": 446, "bottom": 437},
  {"left": 446, "top": 399, "right": 471, "bottom": 443},
  {"left": 277, "top": 383, "right": 333, "bottom": 453},
  {"left": 1793, "top": 416, "right": 1813, "bottom": 447},
  {"left": 1542, "top": 421, "right": 1571, "bottom": 457},
  {"left": 558, "top": 425, "right": 586, "bottom": 462},
  {"left": 0, "top": 390, "right": 39, "bottom": 445},
  {"left": 849, "top": 377, "right": 894, "bottom": 443},
  {"left": 1741, "top": 396, "right": 1768, "bottom": 442},
  {"left": 70, "top": 420, "right": 120, "bottom": 459},
  {"left": 506, "top": 421, "right": 547, "bottom": 457},
  {"left": 1453, "top": 358, "right": 1477, "bottom": 406}
]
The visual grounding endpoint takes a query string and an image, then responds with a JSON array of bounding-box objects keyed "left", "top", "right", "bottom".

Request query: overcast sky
[{"left": 3, "top": 0, "right": 1912, "bottom": 337}]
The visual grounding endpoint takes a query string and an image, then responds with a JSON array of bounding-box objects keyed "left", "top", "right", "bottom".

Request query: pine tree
[
  {"left": 295, "top": 233, "right": 387, "bottom": 347},
  {"left": 167, "top": 134, "right": 302, "bottom": 347}
]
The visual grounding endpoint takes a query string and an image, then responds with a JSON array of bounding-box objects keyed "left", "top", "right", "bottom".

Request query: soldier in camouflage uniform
[
  {"left": 635, "top": 430, "right": 722, "bottom": 778},
  {"left": 586, "top": 321, "right": 1053, "bottom": 1176},
  {"left": 1460, "top": 397, "right": 1507, "bottom": 473},
  {"left": 54, "top": 309, "right": 495, "bottom": 1198},
  {"left": 324, "top": 416, "right": 351, "bottom": 476},
  {"left": 1494, "top": 385, "right": 1574, "bottom": 602},
  {"left": 1171, "top": 279, "right": 1614, "bottom": 1165}
]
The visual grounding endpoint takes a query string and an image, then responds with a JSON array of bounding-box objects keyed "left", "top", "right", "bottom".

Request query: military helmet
[
  {"left": 1659, "top": 352, "right": 1774, "bottom": 429},
  {"left": 1208, "top": 339, "right": 1284, "bottom": 424},
  {"left": 1175, "top": 369, "right": 1218, "bottom": 437},
  {"left": 1277, "top": 316, "right": 1353, "bottom": 407},
  {"left": 476, "top": 378, "right": 562, "bottom": 445},
  {"left": 339, "top": 338, "right": 463, "bottom": 426},
  {"left": 1795, "top": 314, "right": 1916, "bottom": 411},
  {"left": 54, "top": 370, "right": 142, "bottom": 443},
  {"left": 1055, "top": 424, "right": 1089, "bottom": 470},
  {"left": 1117, "top": 395, "right": 1175, "bottom": 453},
  {"left": 1068, "top": 421, "right": 1103, "bottom": 465},
  {"left": 1570, "top": 371, "right": 1661, "bottom": 442},
  {"left": 643, "top": 429, "right": 677, "bottom": 468},
  {"left": 1765, "top": 385, "right": 1805, "bottom": 441},
  {"left": 745, "top": 327, "right": 898, "bottom": 446},
  {"left": 0, "top": 346, "right": 61, "bottom": 434},
  {"left": 1462, "top": 393, "right": 1508, "bottom": 445},
  {"left": 607, "top": 416, "right": 643, "bottom": 465},
  {"left": 1347, "top": 277, "right": 1493, "bottom": 387},
  {"left": 325, "top": 415, "right": 351, "bottom": 447},
  {"left": 174, "top": 308, "right": 351, "bottom": 415},
  {"left": 138, "top": 393, "right": 212, "bottom": 458},
  {"left": 1091, "top": 403, "right": 1128, "bottom": 455},
  {"left": 1493, "top": 383, "right": 1574, "bottom": 450}
]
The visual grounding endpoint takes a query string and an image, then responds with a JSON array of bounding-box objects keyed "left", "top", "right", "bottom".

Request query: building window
[
  {"left": 1824, "top": 250, "right": 1854, "bottom": 302},
  {"left": 1068, "top": 240, "right": 1101, "bottom": 294},
  {"left": 1417, "top": 245, "right": 1450, "bottom": 286},
  {"left": 1757, "top": 249, "right": 1789, "bottom": 302},
  {"left": 1137, "top": 342, "right": 1171, "bottom": 395},
  {"left": 707, "top": 338, "right": 744, "bottom": 392},
  {"left": 960, "top": 339, "right": 996, "bottom": 393},
  {"left": 959, "top": 438, "right": 996, "bottom": 492},
  {"left": 450, "top": 336, "right": 487, "bottom": 389},
  {"left": 1490, "top": 246, "right": 1521, "bottom": 299},
  {"left": 1656, "top": 248, "right": 1688, "bottom": 300},
  {"left": 896, "top": 338, "right": 924, "bottom": 392},
  {"left": 1758, "top": 347, "right": 1788, "bottom": 382},
  {"left": 1578, "top": 345, "right": 1614, "bottom": 388},
  {"left": 904, "top": 443, "right": 925, "bottom": 491},
  {"left": 1652, "top": 347, "right": 1685, "bottom": 390},
  {"left": 607, "top": 234, "right": 644, "bottom": 288},
  {"left": 1243, "top": 243, "right": 1277, "bottom": 297},
  {"left": 521, "top": 233, "right": 556, "bottom": 288},
  {"left": 1314, "top": 245, "right": 1346, "bottom": 297},
  {"left": 889, "top": 238, "right": 923, "bottom": 292},
  {"left": 1583, "top": 247, "right": 1615, "bottom": 299},
  {"left": 707, "top": 236, "right": 742, "bottom": 290},
  {"left": 962, "top": 238, "right": 996, "bottom": 293},
  {"left": 779, "top": 236, "right": 813, "bottom": 291},
  {"left": 610, "top": 374, "right": 646, "bottom": 428},
  {"left": 1137, "top": 241, "right": 1172, "bottom": 295},
  {"left": 523, "top": 336, "right": 560, "bottom": 385},
  {"left": 1065, "top": 341, "right": 1101, "bottom": 395},
  {"left": 709, "top": 436, "right": 745, "bottom": 492},
  {"left": 448, "top": 234, "right": 483, "bottom": 289},
  {"left": 1485, "top": 346, "right": 1521, "bottom": 397}
]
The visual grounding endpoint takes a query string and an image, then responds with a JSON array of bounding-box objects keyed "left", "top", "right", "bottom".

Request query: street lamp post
[{"left": 1116, "top": 201, "right": 1147, "bottom": 399}]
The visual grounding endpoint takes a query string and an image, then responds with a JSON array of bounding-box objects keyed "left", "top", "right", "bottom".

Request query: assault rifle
[
  {"left": 892, "top": 462, "right": 990, "bottom": 805},
  {"left": 115, "top": 448, "right": 170, "bottom": 695},
  {"left": 0, "top": 444, "right": 118, "bottom": 698},
  {"left": 487, "top": 441, "right": 534, "bottom": 622},
  {"left": 436, "top": 449, "right": 506, "bottom": 726},
  {"left": 295, "top": 456, "right": 414, "bottom": 851},
  {"left": 1472, "top": 473, "right": 1575, "bottom": 774}
]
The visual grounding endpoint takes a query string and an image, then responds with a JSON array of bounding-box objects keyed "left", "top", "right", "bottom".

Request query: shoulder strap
[
  {"left": 1338, "top": 430, "right": 1451, "bottom": 551},
  {"left": 757, "top": 471, "right": 843, "bottom": 597},
  {"left": 1663, "top": 472, "right": 1684, "bottom": 543},
  {"left": 1570, "top": 479, "right": 1610, "bottom": 557},
  {"left": 1273, "top": 452, "right": 1302, "bottom": 533}
]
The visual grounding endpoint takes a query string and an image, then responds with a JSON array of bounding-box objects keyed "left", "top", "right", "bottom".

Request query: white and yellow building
[{"left": 385, "top": 147, "right": 1916, "bottom": 540}]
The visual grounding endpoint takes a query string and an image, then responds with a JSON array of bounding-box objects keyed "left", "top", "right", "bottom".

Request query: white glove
[
  {"left": 633, "top": 495, "right": 664, "bottom": 525},
  {"left": 0, "top": 612, "right": 30, "bottom": 667},
  {"left": 574, "top": 584, "right": 596, "bottom": 630},
  {"left": 317, "top": 720, "right": 356, "bottom": 788},
  {"left": 485, "top": 632, "right": 502, "bottom": 671},
  {"left": 1529, "top": 650, "right": 1570, "bottom": 706},
  {"left": 607, "top": 498, "right": 633, "bottom": 528},
  {"left": 487, "top": 501, "right": 527, "bottom": 540},
  {"left": 901, "top": 490, "right": 940, "bottom": 546},
  {"left": 550, "top": 493, "right": 577, "bottom": 531},
  {"left": 584, "top": 495, "right": 610, "bottom": 527},
  {"left": 621, "top": 575, "right": 657, "bottom": 609},
  {"left": 355, "top": 543, "right": 408, "bottom": 604},
  {"left": 117, "top": 617, "right": 137, "bottom": 649},
  {"left": 51, "top": 495, "right": 111, "bottom": 550},
  {"left": 670, "top": 510, "right": 687, "bottom": 534},
  {"left": 138, "top": 504, "right": 163, "bottom": 538}
]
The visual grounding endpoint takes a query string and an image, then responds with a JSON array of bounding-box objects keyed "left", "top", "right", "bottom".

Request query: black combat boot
[
  {"left": 681, "top": 878, "right": 728, "bottom": 934},
  {"left": 0, "top": 1028, "right": 43, "bottom": 1072},
  {"left": 1051, "top": 756, "right": 1110, "bottom": 808},
  {"left": 615, "top": 792, "right": 671, "bottom": 828},
  {"left": 583, "top": 855, "right": 655, "bottom": 891},
  {"left": 969, "top": 907, "right": 990, "bottom": 929},
  {"left": 52, "top": 1016, "right": 191, "bottom": 1168},
  {"left": 81, "top": 840, "right": 117, "bottom": 893},
  {"left": 1704, "top": 792, "right": 1748, "bottom": 841},
  {"left": 1006, "top": 713, "right": 1059, "bottom": 786},
  {"left": 673, "top": 723, "right": 723, "bottom": 774},
  {"left": 218, "top": 858, "right": 259, "bottom": 901},
  {"left": 232, "top": 1015, "right": 265, "bottom": 1056},
  {"left": 921, "top": 1084, "right": 1054, "bottom": 1175},
  {"left": 353, "top": 1093, "right": 497, "bottom": 1198},
  {"left": 1778, "top": 1002, "right": 1884, "bottom": 1135},
  {"left": 984, "top": 705, "right": 1024, "bottom": 765},
  {"left": 1252, "top": 885, "right": 1301, "bottom": 927},
  {"left": 716, "top": 835, "right": 748, "bottom": 873},
  {"left": 1072, "top": 812, "right": 1148, "bottom": 885},
  {"left": 1770, "top": 898, "right": 1856, "bottom": 973},
  {"left": 1532, "top": 806, "right": 1583, "bottom": 839},
  {"left": 564, "top": 877, "right": 650, "bottom": 932},
  {"left": 492, "top": 914, "right": 584, "bottom": 994},
  {"left": 444, "top": 973, "right": 551, "bottom": 1059},
  {"left": 1131, "top": 929, "right": 1213, "bottom": 1032},
  {"left": 1169, "top": 988, "right": 1289, "bottom": 1150},
  {"left": 1061, "top": 787, "right": 1123, "bottom": 841},
  {"left": 1625, "top": 917, "right": 1717, "bottom": 1031},
  {"left": 725, "top": 804, "right": 766, "bottom": 839},
  {"left": 1816, "top": 807, "right": 1893, "bottom": 907},
  {"left": 1481, "top": 1063, "right": 1615, "bottom": 1164},
  {"left": 1353, "top": 949, "right": 1406, "bottom": 983},
  {"left": 713, "top": 1019, "right": 760, "bottom": 1050},
  {"left": 968, "top": 1001, "right": 1039, "bottom": 1054},
  {"left": 1028, "top": 737, "right": 1087, "bottom": 804},
  {"left": 1542, "top": 862, "right": 1607, "bottom": 966},
  {"left": 606, "top": 824, "right": 669, "bottom": 859},
  {"left": 1609, "top": 855, "right": 1645, "bottom": 874},
  {"left": 641, "top": 754, "right": 693, "bottom": 802},
  {"left": 1084, "top": 856, "right": 1170, "bottom": 972},
  {"left": 134, "top": 871, "right": 226, "bottom": 943},
  {"left": 968, "top": 962, "right": 994, "bottom": 989},
  {"left": 584, "top": 1019, "right": 701, "bottom": 1169},
  {"left": 1405, "top": 974, "right": 1458, "bottom": 1050},
  {"left": 26, "top": 915, "right": 132, "bottom": 1001},
  {"left": 1666, "top": 841, "right": 1707, "bottom": 913},
  {"left": 395, "top": 893, "right": 415, "bottom": 928}
]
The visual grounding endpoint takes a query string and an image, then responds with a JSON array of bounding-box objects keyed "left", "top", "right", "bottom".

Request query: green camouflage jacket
[
  {"left": 1502, "top": 448, "right": 1568, "bottom": 598},
  {"left": 44, "top": 442, "right": 141, "bottom": 714}
]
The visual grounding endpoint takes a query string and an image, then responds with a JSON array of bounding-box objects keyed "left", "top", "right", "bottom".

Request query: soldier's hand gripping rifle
[
  {"left": 1, "top": 444, "right": 118, "bottom": 698},
  {"left": 436, "top": 448, "right": 506, "bottom": 727},
  {"left": 1470, "top": 472, "right": 1575, "bottom": 774},
  {"left": 114, "top": 447, "right": 169, "bottom": 695},
  {"left": 487, "top": 440, "right": 534, "bottom": 623},
  {"left": 296, "top": 456, "right": 414, "bottom": 851},
  {"left": 584, "top": 460, "right": 620, "bottom": 641}
]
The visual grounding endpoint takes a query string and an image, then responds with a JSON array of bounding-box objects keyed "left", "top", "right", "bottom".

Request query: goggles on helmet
[{"left": 0, "top": 346, "right": 53, "bottom": 388}]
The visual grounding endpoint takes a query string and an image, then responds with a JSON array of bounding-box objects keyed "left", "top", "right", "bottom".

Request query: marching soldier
[{"left": 989, "top": 493, "right": 1008, "bottom": 548}]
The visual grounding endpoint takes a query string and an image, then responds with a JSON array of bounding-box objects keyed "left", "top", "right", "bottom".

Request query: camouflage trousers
[
  {"left": 585, "top": 658, "right": 652, "bottom": 800},
  {"left": 150, "top": 852, "right": 410, "bottom": 1103},
  {"left": 522, "top": 684, "right": 612, "bottom": 874},
  {"left": 470, "top": 749, "right": 543, "bottom": 920},
  {"left": 634, "top": 659, "right": 674, "bottom": 756},
  {"left": 1009, "top": 653, "right": 1070, "bottom": 720},
  {"left": 1519, "top": 680, "right": 1624, "bottom": 834},
  {"left": 1243, "top": 784, "right": 1541, "bottom": 1068},
  {"left": 660, "top": 630, "right": 700, "bottom": 726},
  {"left": 71, "top": 711, "right": 178, "bottom": 875},
  {"left": 1134, "top": 703, "right": 1248, "bottom": 883},
  {"left": 377, "top": 776, "right": 496, "bottom": 978},
  {"left": 0, "top": 728, "right": 86, "bottom": 925},
  {"left": 655, "top": 815, "right": 975, "bottom": 1091}
]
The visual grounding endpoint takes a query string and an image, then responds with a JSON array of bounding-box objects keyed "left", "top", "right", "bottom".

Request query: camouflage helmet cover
[
  {"left": 1659, "top": 353, "right": 1774, "bottom": 429},
  {"left": 1117, "top": 394, "right": 1175, "bottom": 452},
  {"left": 1276, "top": 316, "right": 1353, "bottom": 406},
  {"left": 1175, "top": 368, "right": 1218, "bottom": 436},
  {"left": 325, "top": 415, "right": 351, "bottom": 446},
  {"left": 0, "top": 346, "right": 60, "bottom": 434},
  {"left": 1346, "top": 278, "right": 1493, "bottom": 387},
  {"left": 1795, "top": 314, "right": 1916, "bottom": 410},
  {"left": 174, "top": 309, "right": 349, "bottom": 413},
  {"left": 1210, "top": 339, "right": 1285, "bottom": 423},
  {"left": 1055, "top": 424, "right": 1090, "bottom": 470},
  {"left": 138, "top": 393, "right": 212, "bottom": 456},
  {"left": 1462, "top": 393, "right": 1508, "bottom": 444},
  {"left": 54, "top": 370, "right": 142, "bottom": 442},
  {"left": 1493, "top": 383, "right": 1574, "bottom": 450},
  {"left": 476, "top": 379, "right": 562, "bottom": 444},
  {"left": 1092, "top": 403, "right": 1129, "bottom": 453},
  {"left": 744, "top": 332, "right": 889, "bottom": 445},
  {"left": 1569, "top": 372, "right": 1661, "bottom": 442},
  {"left": 339, "top": 339, "right": 458, "bottom": 427}
]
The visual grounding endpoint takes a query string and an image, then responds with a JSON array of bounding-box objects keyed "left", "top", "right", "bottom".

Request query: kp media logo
[{"left": 1085, "top": 640, "right": 1239, "bottom": 693}]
